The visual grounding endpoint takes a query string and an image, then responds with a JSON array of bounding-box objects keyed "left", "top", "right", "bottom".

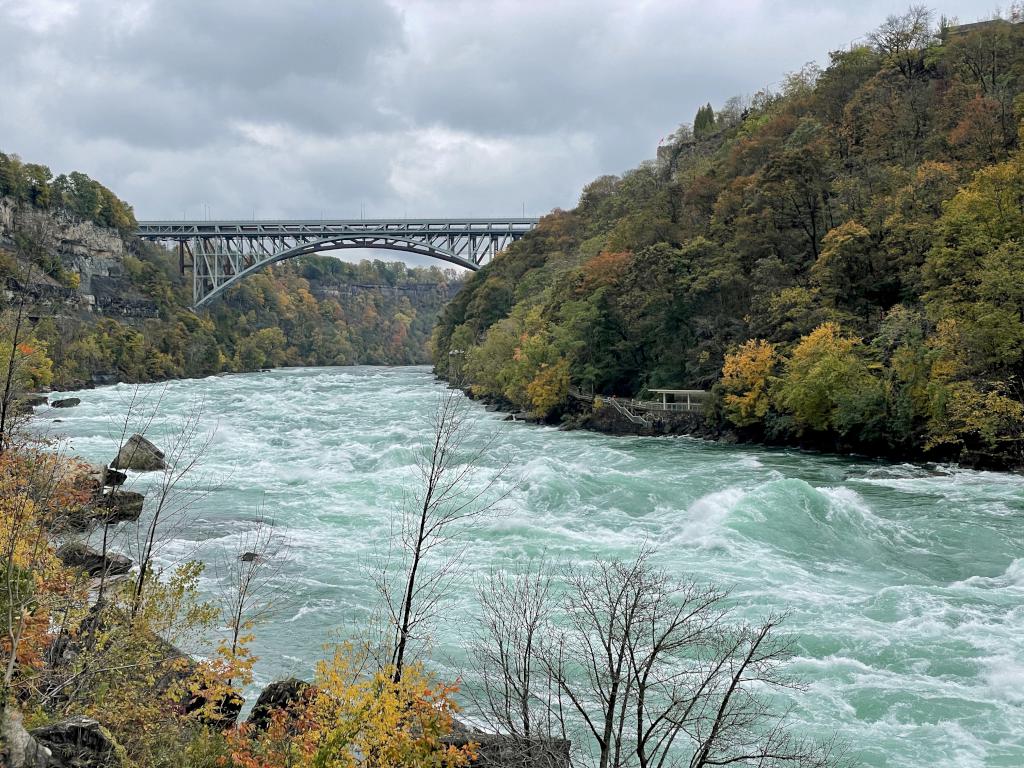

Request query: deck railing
[
  {"left": 568, "top": 388, "right": 706, "bottom": 417},
  {"left": 630, "top": 399, "right": 704, "bottom": 413}
]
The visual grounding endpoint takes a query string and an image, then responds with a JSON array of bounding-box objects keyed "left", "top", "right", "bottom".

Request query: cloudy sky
[{"left": 0, "top": 0, "right": 995, "bottom": 222}]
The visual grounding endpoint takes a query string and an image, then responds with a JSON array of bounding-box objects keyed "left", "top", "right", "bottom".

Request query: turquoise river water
[{"left": 41, "top": 366, "right": 1023, "bottom": 767}]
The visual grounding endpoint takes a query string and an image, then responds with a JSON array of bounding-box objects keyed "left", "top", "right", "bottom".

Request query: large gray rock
[
  {"left": 31, "top": 717, "right": 126, "bottom": 768},
  {"left": 51, "top": 398, "right": 80, "bottom": 409},
  {"left": 51, "top": 488, "right": 145, "bottom": 533},
  {"left": 1, "top": 707, "right": 52, "bottom": 767},
  {"left": 442, "top": 725, "right": 571, "bottom": 768},
  {"left": 111, "top": 434, "right": 165, "bottom": 472},
  {"left": 56, "top": 544, "right": 132, "bottom": 577},
  {"left": 246, "top": 679, "right": 311, "bottom": 733},
  {"left": 94, "top": 491, "right": 145, "bottom": 523}
]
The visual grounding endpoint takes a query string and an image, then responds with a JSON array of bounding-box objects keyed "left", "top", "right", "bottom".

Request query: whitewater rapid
[{"left": 41, "top": 366, "right": 1024, "bottom": 767}]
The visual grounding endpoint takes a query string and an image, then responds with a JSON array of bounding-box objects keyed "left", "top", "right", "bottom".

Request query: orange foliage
[{"left": 581, "top": 251, "right": 632, "bottom": 289}]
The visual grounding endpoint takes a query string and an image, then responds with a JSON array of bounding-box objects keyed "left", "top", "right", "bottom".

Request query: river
[{"left": 41, "top": 366, "right": 1023, "bottom": 767}]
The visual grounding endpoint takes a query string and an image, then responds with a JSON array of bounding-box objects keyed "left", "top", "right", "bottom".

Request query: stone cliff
[{"left": 0, "top": 195, "right": 158, "bottom": 319}]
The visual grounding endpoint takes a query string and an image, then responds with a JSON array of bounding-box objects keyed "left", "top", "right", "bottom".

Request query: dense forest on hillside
[
  {"left": 0, "top": 156, "right": 460, "bottom": 389},
  {"left": 433, "top": 10, "right": 1024, "bottom": 468},
  {"left": 0, "top": 152, "right": 136, "bottom": 233}
]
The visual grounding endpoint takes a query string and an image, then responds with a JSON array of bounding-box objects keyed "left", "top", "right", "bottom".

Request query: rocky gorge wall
[{"left": 0, "top": 196, "right": 158, "bottom": 319}]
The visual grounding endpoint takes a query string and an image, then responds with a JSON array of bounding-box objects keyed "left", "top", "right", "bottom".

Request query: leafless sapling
[{"left": 377, "top": 387, "right": 512, "bottom": 682}]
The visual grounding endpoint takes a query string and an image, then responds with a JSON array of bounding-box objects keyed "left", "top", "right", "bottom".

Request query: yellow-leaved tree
[
  {"left": 720, "top": 339, "right": 776, "bottom": 427},
  {"left": 225, "top": 646, "right": 474, "bottom": 768},
  {"left": 773, "top": 322, "right": 884, "bottom": 439}
]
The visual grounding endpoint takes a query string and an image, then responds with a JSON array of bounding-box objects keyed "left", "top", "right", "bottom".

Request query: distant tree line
[{"left": 17, "top": 250, "right": 460, "bottom": 388}]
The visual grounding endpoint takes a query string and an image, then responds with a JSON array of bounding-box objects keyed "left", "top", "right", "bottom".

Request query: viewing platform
[{"left": 569, "top": 387, "right": 708, "bottom": 427}]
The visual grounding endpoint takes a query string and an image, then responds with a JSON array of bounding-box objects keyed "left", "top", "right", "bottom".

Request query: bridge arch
[
  {"left": 193, "top": 233, "right": 480, "bottom": 308},
  {"left": 134, "top": 218, "right": 538, "bottom": 307}
]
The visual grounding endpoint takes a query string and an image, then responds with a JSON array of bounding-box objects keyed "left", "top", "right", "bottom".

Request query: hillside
[
  {"left": 432, "top": 12, "right": 1024, "bottom": 469},
  {"left": 0, "top": 157, "right": 461, "bottom": 389}
]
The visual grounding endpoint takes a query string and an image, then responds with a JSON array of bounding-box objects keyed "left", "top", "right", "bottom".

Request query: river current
[{"left": 42, "top": 366, "right": 1023, "bottom": 767}]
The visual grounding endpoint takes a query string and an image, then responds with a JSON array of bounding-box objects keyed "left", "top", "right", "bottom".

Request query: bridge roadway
[{"left": 134, "top": 217, "right": 539, "bottom": 307}]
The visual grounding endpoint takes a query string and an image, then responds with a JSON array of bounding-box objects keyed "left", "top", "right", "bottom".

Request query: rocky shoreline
[{"left": 457, "top": 381, "right": 1024, "bottom": 473}]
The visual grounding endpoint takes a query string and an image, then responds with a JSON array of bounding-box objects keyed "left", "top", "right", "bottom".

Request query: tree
[
  {"left": 924, "top": 148, "right": 1024, "bottom": 377},
  {"left": 470, "top": 560, "right": 556, "bottom": 751},
  {"left": 694, "top": 103, "right": 716, "bottom": 139},
  {"left": 377, "top": 388, "right": 510, "bottom": 682},
  {"left": 1, "top": 447, "right": 87, "bottom": 705},
  {"left": 537, "top": 551, "right": 846, "bottom": 768},
  {"left": 128, "top": 398, "right": 215, "bottom": 617},
  {"left": 225, "top": 649, "right": 475, "bottom": 768},
  {"left": 721, "top": 339, "right": 777, "bottom": 427},
  {"left": 941, "top": 19, "right": 1024, "bottom": 150},
  {"left": 774, "top": 322, "right": 884, "bottom": 439},
  {"left": 867, "top": 5, "right": 934, "bottom": 81},
  {"left": 811, "top": 220, "right": 879, "bottom": 323},
  {"left": 218, "top": 510, "right": 287, "bottom": 684}
]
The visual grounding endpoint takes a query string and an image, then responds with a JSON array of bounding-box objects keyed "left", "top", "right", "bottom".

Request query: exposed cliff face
[{"left": 0, "top": 195, "right": 157, "bottom": 319}]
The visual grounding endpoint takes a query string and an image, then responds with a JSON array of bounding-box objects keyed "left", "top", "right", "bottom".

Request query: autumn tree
[
  {"left": 924, "top": 146, "right": 1024, "bottom": 378},
  {"left": 773, "top": 322, "right": 885, "bottom": 441},
  {"left": 226, "top": 648, "right": 474, "bottom": 768},
  {"left": 721, "top": 339, "right": 777, "bottom": 427},
  {"left": 811, "top": 220, "right": 881, "bottom": 323},
  {"left": 868, "top": 5, "right": 934, "bottom": 81}
]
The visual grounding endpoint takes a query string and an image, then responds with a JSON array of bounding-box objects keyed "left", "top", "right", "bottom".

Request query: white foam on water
[
  {"left": 952, "top": 558, "right": 1024, "bottom": 590},
  {"left": 983, "top": 655, "right": 1024, "bottom": 704},
  {"left": 38, "top": 367, "right": 1024, "bottom": 768},
  {"left": 669, "top": 486, "right": 747, "bottom": 550}
]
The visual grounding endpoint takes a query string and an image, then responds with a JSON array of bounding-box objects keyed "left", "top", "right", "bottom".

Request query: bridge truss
[{"left": 134, "top": 218, "right": 539, "bottom": 307}]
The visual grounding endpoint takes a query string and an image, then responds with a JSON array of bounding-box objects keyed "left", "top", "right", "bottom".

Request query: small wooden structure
[
  {"left": 567, "top": 386, "right": 708, "bottom": 426},
  {"left": 644, "top": 389, "right": 708, "bottom": 413}
]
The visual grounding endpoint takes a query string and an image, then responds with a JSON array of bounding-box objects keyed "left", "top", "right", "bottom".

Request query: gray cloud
[{"left": 0, "top": 0, "right": 996, "bottom": 223}]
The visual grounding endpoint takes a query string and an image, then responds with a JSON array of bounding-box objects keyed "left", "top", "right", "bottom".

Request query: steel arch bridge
[{"left": 133, "top": 218, "right": 539, "bottom": 308}]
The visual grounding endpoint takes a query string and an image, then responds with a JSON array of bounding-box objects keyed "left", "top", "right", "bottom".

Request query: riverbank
[{"left": 456, "top": 380, "right": 1024, "bottom": 473}]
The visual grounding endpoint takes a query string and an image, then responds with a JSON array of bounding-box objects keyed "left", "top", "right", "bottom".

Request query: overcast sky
[{"left": 0, "top": 0, "right": 996, "bottom": 222}]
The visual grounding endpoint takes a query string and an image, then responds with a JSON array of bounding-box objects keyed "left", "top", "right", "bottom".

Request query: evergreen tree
[{"left": 693, "top": 102, "right": 715, "bottom": 138}]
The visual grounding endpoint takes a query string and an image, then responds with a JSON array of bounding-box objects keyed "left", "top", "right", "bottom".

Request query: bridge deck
[{"left": 136, "top": 218, "right": 539, "bottom": 238}]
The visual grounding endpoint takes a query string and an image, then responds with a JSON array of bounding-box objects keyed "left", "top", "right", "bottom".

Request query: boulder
[
  {"left": 82, "top": 464, "right": 127, "bottom": 490},
  {"left": 100, "top": 466, "right": 127, "bottom": 488},
  {"left": 111, "top": 434, "right": 166, "bottom": 472},
  {"left": 31, "top": 717, "right": 127, "bottom": 768},
  {"left": 94, "top": 491, "right": 145, "bottom": 523},
  {"left": 9, "top": 400, "right": 34, "bottom": 416},
  {"left": 57, "top": 544, "right": 133, "bottom": 577},
  {"left": 246, "top": 679, "right": 311, "bottom": 732},
  {"left": 65, "top": 462, "right": 126, "bottom": 500},
  {"left": 51, "top": 398, "right": 81, "bottom": 409},
  {"left": 183, "top": 689, "right": 244, "bottom": 731},
  {"left": 442, "top": 723, "right": 571, "bottom": 768},
  {"left": 1, "top": 707, "right": 52, "bottom": 767}
]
